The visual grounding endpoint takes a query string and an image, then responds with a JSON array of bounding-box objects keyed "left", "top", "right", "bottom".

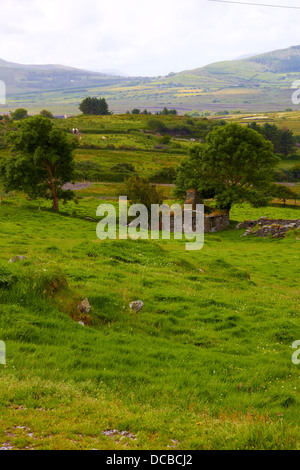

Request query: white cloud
[{"left": 0, "top": 0, "right": 300, "bottom": 76}]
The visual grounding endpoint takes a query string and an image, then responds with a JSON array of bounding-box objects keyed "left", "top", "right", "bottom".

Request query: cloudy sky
[{"left": 1, "top": 0, "right": 300, "bottom": 76}]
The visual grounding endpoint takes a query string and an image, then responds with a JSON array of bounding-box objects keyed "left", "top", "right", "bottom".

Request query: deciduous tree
[
  {"left": 175, "top": 123, "right": 279, "bottom": 216},
  {"left": 79, "top": 97, "right": 109, "bottom": 115},
  {"left": 0, "top": 115, "right": 77, "bottom": 211}
]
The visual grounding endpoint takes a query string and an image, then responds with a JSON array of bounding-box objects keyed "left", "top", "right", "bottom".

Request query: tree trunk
[
  {"left": 52, "top": 195, "right": 59, "bottom": 212},
  {"left": 46, "top": 162, "right": 59, "bottom": 212}
]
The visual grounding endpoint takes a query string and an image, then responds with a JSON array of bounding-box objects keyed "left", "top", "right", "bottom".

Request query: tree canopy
[
  {"left": 248, "top": 122, "right": 296, "bottom": 156},
  {"left": 79, "top": 97, "right": 109, "bottom": 115},
  {"left": 11, "top": 108, "right": 28, "bottom": 120},
  {"left": 0, "top": 115, "right": 77, "bottom": 211},
  {"left": 40, "top": 109, "right": 54, "bottom": 119},
  {"left": 125, "top": 175, "right": 163, "bottom": 213},
  {"left": 174, "top": 123, "right": 279, "bottom": 214}
]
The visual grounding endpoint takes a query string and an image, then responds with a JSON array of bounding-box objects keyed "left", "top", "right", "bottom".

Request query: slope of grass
[{"left": 0, "top": 195, "right": 299, "bottom": 450}]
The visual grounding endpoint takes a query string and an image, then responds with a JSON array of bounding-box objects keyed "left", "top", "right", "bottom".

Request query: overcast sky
[{"left": 1, "top": 0, "right": 300, "bottom": 76}]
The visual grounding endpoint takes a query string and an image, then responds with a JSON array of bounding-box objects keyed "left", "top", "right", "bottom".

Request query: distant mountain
[
  {"left": 171, "top": 45, "right": 300, "bottom": 88},
  {"left": 1, "top": 45, "right": 300, "bottom": 114},
  {"left": 0, "top": 58, "right": 128, "bottom": 94}
]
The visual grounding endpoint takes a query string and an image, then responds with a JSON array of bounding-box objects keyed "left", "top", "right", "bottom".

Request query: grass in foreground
[{"left": 0, "top": 196, "right": 299, "bottom": 450}]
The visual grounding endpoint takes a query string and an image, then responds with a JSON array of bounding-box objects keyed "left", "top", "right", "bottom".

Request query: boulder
[
  {"left": 129, "top": 300, "right": 144, "bottom": 313},
  {"left": 8, "top": 255, "right": 27, "bottom": 263},
  {"left": 77, "top": 298, "right": 91, "bottom": 314}
]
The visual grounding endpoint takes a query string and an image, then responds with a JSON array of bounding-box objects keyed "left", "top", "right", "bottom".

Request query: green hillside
[
  {"left": 0, "top": 58, "right": 129, "bottom": 95},
  {"left": 0, "top": 113, "right": 299, "bottom": 450},
  {"left": 2, "top": 45, "right": 300, "bottom": 115}
]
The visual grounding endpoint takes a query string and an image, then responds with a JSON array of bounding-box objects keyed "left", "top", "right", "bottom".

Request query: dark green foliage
[
  {"left": 274, "top": 165, "right": 300, "bottom": 182},
  {"left": 270, "top": 183, "right": 297, "bottom": 205},
  {"left": 149, "top": 167, "right": 176, "bottom": 184},
  {"left": 175, "top": 123, "right": 279, "bottom": 213},
  {"left": 79, "top": 97, "right": 109, "bottom": 115},
  {"left": 11, "top": 108, "right": 28, "bottom": 120},
  {"left": 0, "top": 267, "right": 17, "bottom": 289},
  {"left": 248, "top": 122, "right": 296, "bottom": 156},
  {"left": 124, "top": 175, "right": 164, "bottom": 211},
  {"left": 156, "top": 107, "right": 177, "bottom": 116},
  {"left": 74, "top": 161, "right": 135, "bottom": 182},
  {"left": 0, "top": 115, "right": 76, "bottom": 211},
  {"left": 110, "top": 162, "right": 135, "bottom": 173},
  {"left": 40, "top": 109, "right": 54, "bottom": 119}
]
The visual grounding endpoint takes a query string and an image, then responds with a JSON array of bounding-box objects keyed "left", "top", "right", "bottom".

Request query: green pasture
[
  {"left": 0, "top": 113, "right": 299, "bottom": 450},
  {"left": 0, "top": 192, "right": 299, "bottom": 450}
]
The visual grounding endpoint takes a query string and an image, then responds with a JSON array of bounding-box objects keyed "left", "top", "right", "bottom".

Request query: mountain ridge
[{"left": 1, "top": 45, "right": 300, "bottom": 114}]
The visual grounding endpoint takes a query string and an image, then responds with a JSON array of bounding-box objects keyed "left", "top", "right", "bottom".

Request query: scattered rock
[
  {"left": 78, "top": 321, "right": 85, "bottom": 326},
  {"left": 236, "top": 218, "right": 300, "bottom": 238},
  {"left": 101, "top": 429, "right": 137, "bottom": 440},
  {"left": 167, "top": 439, "right": 180, "bottom": 449},
  {"left": 77, "top": 298, "right": 91, "bottom": 314},
  {"left": 8, "top": 255, "right": 27, "bottom": 263},
  {"left": 0, "top": 442, "right": 13, "bottom": 450},
  {"left": 129, "top": 300, "right": 144, "bottom": 313}
]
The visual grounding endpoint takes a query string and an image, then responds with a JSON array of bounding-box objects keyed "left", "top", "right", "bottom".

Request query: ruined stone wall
[
  {"left": 236, "top": 217, "right": 300, "bottom": 238},
  {"left": 169, "top": 211, "right": 230, "bottom": 234}
]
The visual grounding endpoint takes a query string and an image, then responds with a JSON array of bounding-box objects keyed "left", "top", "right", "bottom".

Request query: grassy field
[
  {"left": 0, "top": 113, "right": 299, "bottom": 450},
  {"left": 0, "top": 195, "right": 299, "bottom": 450}
]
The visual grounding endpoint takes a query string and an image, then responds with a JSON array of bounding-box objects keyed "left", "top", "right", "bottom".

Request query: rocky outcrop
[{"left": 236, "top": 217, "right": 300, "bottom": 238}]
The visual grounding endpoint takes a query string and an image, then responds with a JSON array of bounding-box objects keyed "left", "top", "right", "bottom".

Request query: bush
[
  {"left": 11, "top": 108, "right": 28, "bottom": 120},
  {"left": 149, "top": 167, "right": 176, "bottom": 184},
  {"left": 40, "top": 110, "right": 54, "bottom": 119},
  {"left": 124, "top": 175, "right": 164, "bottom": 211},
  {"left": 0, "top": 267, "right": 18, "bottom": 289},
  {"left": 159, "top": 135, "right": 171, "bottom": 144},
  {"left": 111, "top": 163, "right": 135, "bottom": 173},
  {"left": 79, "top": 97, "right": 109, "bottom": 115}
]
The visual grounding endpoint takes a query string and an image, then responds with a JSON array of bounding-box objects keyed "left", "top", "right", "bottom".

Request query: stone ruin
[
  {"left": 169, "top": 189, "right": 230, "bottom": 234},
  {"left": 236, "top": 217, "right": 300, "bottom": 238}
]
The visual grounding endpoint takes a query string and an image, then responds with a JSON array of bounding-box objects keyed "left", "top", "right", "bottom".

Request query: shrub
[
  {"left": 124, "top": 175, "right": 164, "bottom": 212},
  {"left": 111, "top": 163, "right": 135, "bottom": 173},
  {"left": 149, "top": 167, "right": 176, "bottom": 184},
  {"left": 159, "top": 135, "right": 171, "bottom": 144},
  {"left": 0, "top": 267, "right": 17, "bottom": 289}
]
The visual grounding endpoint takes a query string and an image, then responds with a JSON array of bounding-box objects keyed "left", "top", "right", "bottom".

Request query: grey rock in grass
[
  {"left": 129, "top": 300, "right": 144, "bottom": 313},
  {"left": 77, "top": 298, "right": 91, "bottom": 314},
  {"left": 8, "top": 255, "right": 27, "bottom": 263}
]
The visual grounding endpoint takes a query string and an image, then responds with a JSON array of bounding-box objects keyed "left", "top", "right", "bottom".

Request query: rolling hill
[
  {"left": 0, "top": 58, "right": 128, "bottom": 94},
  {"left": 1, "top": 45, "right": 300, "bottom": 115}
]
